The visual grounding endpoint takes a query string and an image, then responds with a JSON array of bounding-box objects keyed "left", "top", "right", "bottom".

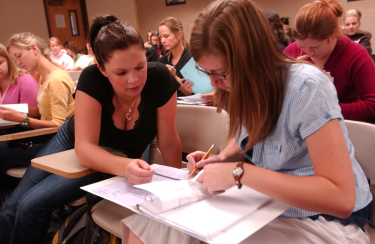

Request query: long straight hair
[
  {"left": 0, "top": 43, "right": 24, "bottom": 85},
  {"left": 8, "top": 32, "right": 64, "bottom": 70},
  {"left": 190, "top": 0, "right": 300, "bottom": 150}
]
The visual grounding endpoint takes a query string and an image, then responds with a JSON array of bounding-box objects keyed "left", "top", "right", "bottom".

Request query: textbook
[
  {"left": 0, "top": 103, "right": 28, "bottom": 127},
  {"left": 82, "top": 165, "right": 290, "bottom": 244}
]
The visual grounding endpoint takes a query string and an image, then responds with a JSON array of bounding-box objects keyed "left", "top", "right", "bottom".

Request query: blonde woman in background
[
  {"left": 343, "top": 9, "right": 372, "bottom": 56},
  {"left": 0, "top": 32, "right": 75, "bottom": 171},
  {"left": 49, "top": 37, "right": 74, "bottom": 70},
  {"left": 0, "top": 43, "right": 39, "bottom": 108},
  {"left": 158, "top": 17, "right": 194, "bottom": 96}
]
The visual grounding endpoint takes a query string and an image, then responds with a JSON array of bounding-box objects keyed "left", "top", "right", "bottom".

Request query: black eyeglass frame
[{"left": 195, "top": 64, "right": 230, "bottom": 80}]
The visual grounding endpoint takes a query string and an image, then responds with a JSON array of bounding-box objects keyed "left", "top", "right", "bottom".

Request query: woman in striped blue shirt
[{"left": 123, "top": 0, "right": 373, "bottom": 243}]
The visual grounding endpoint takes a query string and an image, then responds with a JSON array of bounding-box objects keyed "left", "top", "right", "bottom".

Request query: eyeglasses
[{"left": 195, "top": 64, "right": 229, "bottom": 80}]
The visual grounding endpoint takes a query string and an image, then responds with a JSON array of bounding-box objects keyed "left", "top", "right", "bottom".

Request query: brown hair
[
  {"left": 88, "top": 14, "right": 144, "bottom": 69},
  {"left": 159, "top": 17, "right": 186, "bottom": 61},
  {"left": 264, "top": 10, "right": 288, "bottom": 47},
  {"left": 63, "top": 40, "right": 80, "bottom": 53},
  {"left": 294, "top": 0, "right": 343, "bottom": 40},
  {"left": 0, "top": 43, "right": 24, "bottom": 85},
  {"left": 8, "top": 32, "right": 64, "bottom": 69},
  {"left": 191, "top": 0, "right": 299, "bottom": 150}
]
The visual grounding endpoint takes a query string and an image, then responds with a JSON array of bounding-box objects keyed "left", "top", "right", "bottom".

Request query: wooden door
[{"left": 44, "top": 0, "right": 89, "bottom": 52}]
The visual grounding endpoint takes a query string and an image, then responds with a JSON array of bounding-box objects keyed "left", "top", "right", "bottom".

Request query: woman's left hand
[
  {"left": 0, "top": 106, "right": 24, "bottom": 123},
  {"left": 182, "top": 79, "right": 194, "bottom": 94},
  {"left": 196, "top": 162, "right": 237, "bottom": 194}
]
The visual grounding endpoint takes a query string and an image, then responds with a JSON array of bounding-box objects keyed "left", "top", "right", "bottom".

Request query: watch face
[{"left": 233, "top": 167, "right": 243, "bottom": 176}]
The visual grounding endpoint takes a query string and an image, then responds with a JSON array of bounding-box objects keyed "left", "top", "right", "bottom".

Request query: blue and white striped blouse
[{"left": 236, "top": 63, "right": 372, "bottom": 218}]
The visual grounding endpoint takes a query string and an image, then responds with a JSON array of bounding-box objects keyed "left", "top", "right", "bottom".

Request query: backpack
[{"left": 52, "top": 194, "right": 120, "bottom": 244}]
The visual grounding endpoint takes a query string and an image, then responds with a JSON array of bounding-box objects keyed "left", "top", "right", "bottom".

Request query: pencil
[{"left": 187, "top": 144, "right": 215, "bottom": 179}]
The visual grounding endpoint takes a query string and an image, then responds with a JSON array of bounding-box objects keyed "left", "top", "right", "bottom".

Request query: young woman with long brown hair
[
  {"left": 123, "top": 0, "right": 372, "bottom": 243},
  {"left": 284, "top": 0, "right": 375, "bottom": 122}
]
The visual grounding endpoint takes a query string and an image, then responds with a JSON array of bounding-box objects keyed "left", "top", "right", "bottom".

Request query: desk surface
[
  {"left": 31, "top": 149, "right": 97, "bottom": 178},
  {"left": 0, "top": 127, "right": 59, "bottom": 141}
]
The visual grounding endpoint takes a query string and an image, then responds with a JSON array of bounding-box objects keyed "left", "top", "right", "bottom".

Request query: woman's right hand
[
  {"left": 186, "top": 151, "right": 223, "bottom": 172},
  {"left": 165, "top": 64, "right": 177, "bottom": 78},
  {"left": 125, "top": 159, "right": 155, "bottom": 185}
]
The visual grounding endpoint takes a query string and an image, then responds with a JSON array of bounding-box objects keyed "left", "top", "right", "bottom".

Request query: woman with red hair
[{"left": 284, "top": 0, "right": 375, "bottom": 122}]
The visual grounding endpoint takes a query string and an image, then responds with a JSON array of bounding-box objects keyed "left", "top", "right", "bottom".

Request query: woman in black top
[
  {"left": 158, "top": 17, "right": 194, "bottom": 97},
  {"left": 0, "top": 14, "right": 181, "bottom": 244}
]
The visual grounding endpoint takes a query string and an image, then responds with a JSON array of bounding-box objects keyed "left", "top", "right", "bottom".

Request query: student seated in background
[
  {"left": 284, "top": 0, "right": 375, "bottom": 122},
  {"left": 158, "top": 17, "right": 194, "bottom": 96},
  {"left": 0, "top": 43, "right": 39, "bottom": 108},
  {"left": 150, "top": 30, "right": 165, "bottom": 56},
  {"left": 49, "top": 37, "right": 74, "bottom": 71},
  {"left": 342, "top": 9, "right": 372, "bottom": 56},
  {"left": 0, "top": 14, "right": 182, "bottom": 244},
  {"left": 71, "top": 42, "right": 95, "bottom": 71},
  {"left": 263, "top": 10, "right": 289, "bottom": 51},
  {"left": 123, "top": 0, "right": 372, "bottom": 243},
  {"left": 0, "top": 32, "right": 75, "bottom": 171},
  {"left": 63, "top": 40, "right": 83, "bottom": 63}
]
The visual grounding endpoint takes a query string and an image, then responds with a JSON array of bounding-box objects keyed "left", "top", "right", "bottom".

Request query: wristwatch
[
  {"left": 233, "top": 162, "right": 244, "bottom": 189},
  {"left": 21, "top": 116, "right": 29, "bottom": 127}
]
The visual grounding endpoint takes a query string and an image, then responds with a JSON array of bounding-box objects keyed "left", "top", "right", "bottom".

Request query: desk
[
  {"left": 31, "top": 147, "right": 127, "bottom": 178},
  {"left": 0, "top": 127, "right": 59, "bottom": 142},
  {"left": 31, "top": 149, "right": 97, "bottom": 178}
]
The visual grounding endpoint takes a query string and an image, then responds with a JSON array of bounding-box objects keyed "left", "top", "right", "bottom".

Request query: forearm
[
  {"left": 241, "top": 164, "right": 355, "bottom": 218},
  {"left": 340, "top": 100, "right": 375, "bottom": 121},
  {"left": 158, "top": 134, "right": 182, "bottom": 168},
  {"left": 218, "top": 137, "right": 246, "bottom": 162},
  {"left": 75, "top": 142, "right": 132, "bottom": 176},
  {"left": 27, "top": 107, "right": 40, "bottom": 118}
]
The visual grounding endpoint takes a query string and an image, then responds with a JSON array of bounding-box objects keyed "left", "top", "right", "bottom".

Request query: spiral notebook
[{"left": 82, "top": 165, "right": 290, "bottom": 244}]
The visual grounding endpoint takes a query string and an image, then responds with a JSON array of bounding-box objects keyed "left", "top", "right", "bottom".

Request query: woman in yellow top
[{"left": 0, "top": 32, "right": 74, "bottom": 171}]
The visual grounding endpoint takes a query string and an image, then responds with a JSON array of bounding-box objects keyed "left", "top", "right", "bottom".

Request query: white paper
[
  {"left": 136, "top": 180, "right": 212, "bottom": 213},
  {"left": 138, "top": 184, "right": 274, "bottom": 241},
  {"left": 55, "top": 14, "right": 66, "bottom": 28},
  {"left": 154, "top": 165, "right": 190, "bottom": 180},
  {"left": 0, "top": 103, "right": 28, "bottom": 126}
]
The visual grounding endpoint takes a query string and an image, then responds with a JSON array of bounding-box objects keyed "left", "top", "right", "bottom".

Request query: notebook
[{"left": 0, "top": 103, "right": 28, "bottom": 127}]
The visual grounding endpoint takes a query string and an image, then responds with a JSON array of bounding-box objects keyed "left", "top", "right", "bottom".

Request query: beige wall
[
  {"left": 136, "top": 0, "right": 214, "bottom": 43},
  {"left": 0, "top": 0, "right": 49, "bottom": 46},
  {"left": 86, "top": 0, "right": 138, "bottom": 29}
]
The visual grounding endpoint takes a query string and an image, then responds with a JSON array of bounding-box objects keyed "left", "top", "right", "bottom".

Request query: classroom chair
[
  {"left": 148, "top": 104, "right": 229, "bottom": 167},
  {"left": 345, "top": 120, "right": 375, "bottom": 243},
  {"left": 68, "top": 70, "right": 82, "bottom": 82},
  {"left": 2, "top": 127, "right": 60, "bottom": 179},
  {"left": 91, "top": 105, "right": 229, "bottom": 239}
]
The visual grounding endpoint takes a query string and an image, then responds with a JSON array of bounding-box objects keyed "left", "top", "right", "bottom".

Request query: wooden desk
[
  {"left": 0, "top": 127, "right": 59, "bottom": 142},
  {"left": 31, "top": 149, "right": 97, "bottom": 178},
  {"left": 31, "top": 147, "right": 127, "bottom": 178}
]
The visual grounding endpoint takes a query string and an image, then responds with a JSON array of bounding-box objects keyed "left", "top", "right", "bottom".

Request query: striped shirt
[{"left": 236, "top": 63, "right": 372, "bottom": 218}]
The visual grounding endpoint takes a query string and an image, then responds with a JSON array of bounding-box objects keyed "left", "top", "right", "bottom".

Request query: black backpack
[{"left": 52, "top": 194, "right": 119, "bottom": 244}]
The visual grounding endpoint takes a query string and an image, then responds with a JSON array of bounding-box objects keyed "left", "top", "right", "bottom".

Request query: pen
[{"left": 187, "top": 144, "right": 215, "bottom": 179}]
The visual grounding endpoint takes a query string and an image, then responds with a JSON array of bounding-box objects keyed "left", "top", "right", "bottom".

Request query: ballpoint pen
[{"left": 187, "top": 144, "right": 215, "bottom": 179}]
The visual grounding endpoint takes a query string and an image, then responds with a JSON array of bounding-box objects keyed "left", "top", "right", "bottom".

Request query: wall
[
  {"left": 135, "top": 0, "right": 213, "bottom": 43},
  {"left": 86, "top": 0, "right": 138, "bottom": 29},
  {"left": 0, "top": 0, "right": 49, "bottom": 46}
]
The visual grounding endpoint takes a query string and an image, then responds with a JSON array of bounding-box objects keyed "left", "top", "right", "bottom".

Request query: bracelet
[{"left": 20, "top": 116, "right": 29, "bottom": 127}]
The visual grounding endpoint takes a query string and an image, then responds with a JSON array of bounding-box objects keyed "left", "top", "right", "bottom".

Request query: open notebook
[
  {"left": 0, "top": 104, "right": 28, "bottom": 127},
  {"left": 82, "top": 166, "right": 290, "bottom": 244}
]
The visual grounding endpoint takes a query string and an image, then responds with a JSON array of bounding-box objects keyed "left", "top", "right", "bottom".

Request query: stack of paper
[{"left": 0, "top": 104, "right": 28, "bottom": 127}]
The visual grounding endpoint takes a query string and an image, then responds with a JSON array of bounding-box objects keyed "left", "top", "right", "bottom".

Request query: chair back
[
  {"left": 149, "top": 105, "right": 229, "bottom": 166},
  {"left": 68, "top": 70, "right": 82, "bottom": 82},
  {"left": 345, "top": 120, "right": 375, "bottom": 242}
]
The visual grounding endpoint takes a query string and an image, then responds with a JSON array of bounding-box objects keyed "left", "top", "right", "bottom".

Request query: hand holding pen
[{"left": 187, "top": 144, "right": 215, "bottom": 179}]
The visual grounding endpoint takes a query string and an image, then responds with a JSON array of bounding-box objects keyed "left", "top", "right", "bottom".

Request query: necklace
[{"left": 115, "top": 93, "right": 138, "bottom": 121}]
